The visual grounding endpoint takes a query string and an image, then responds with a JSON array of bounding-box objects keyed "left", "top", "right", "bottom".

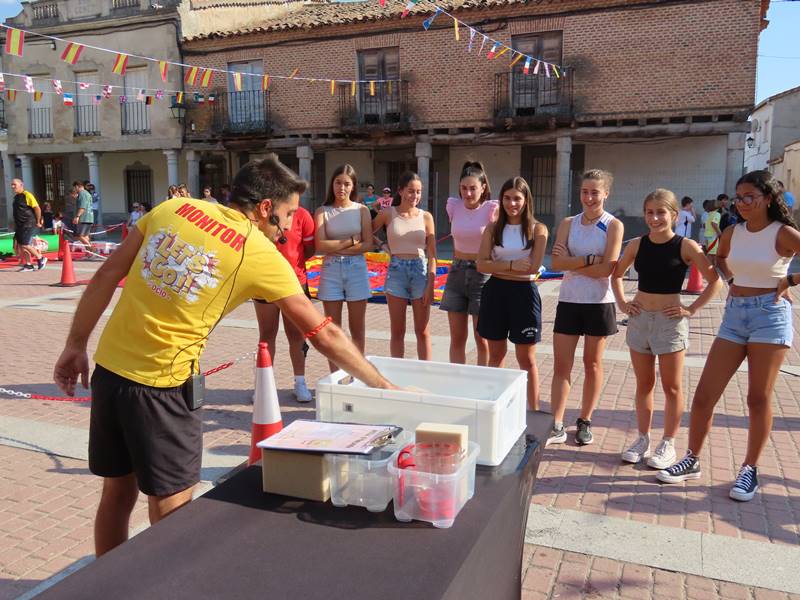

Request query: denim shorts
[
  {"left": 317, "top": 255, "right": 371, "bottom": 302},
  {"left": 626, "top": 310, "right": 689, "bottom": 355},
  {"left": 718, "top": 293, "right": 793, "bottom": 347},
  {"left": 440, "top": 259, "right": 490, "bottom": 316},
  {"left": 384, "top": 256, "right": 428, "bottom": 300}
]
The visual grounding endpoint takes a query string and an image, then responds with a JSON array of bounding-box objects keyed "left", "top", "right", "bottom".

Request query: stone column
[
  {"left": 85, "top": 152, "right": 102, "bottom": 224},
  {"left": 164, "top": 149, "right": 180, "bottom": 197},
  {"left": 296, "top": 145, "right": 313, "bottom": 209},
  {"left": 554, "top": 136, "right": 573, "bottom": 226},
  {"left": 2, "top": 151, "right": 14, "bottom": 228},
  {"left": 415, "top": 141, "right": 433, "bottom": 211},
  {"left": 186, "top": 150, "right": 200, "bottom": 198},
  {"left": 19, "top": 154, "right": 34, "bottom": 194},
  {"left": 725, "top": 132, "right": 746, "bottom": 195}
]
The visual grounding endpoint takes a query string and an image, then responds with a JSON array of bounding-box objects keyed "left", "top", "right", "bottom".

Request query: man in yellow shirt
[
  {"left": 11, "top": 178, "right": 46, "bottom": 271},
  {"left": 53, "top": 155, "right": 395, "bottom": 556}
]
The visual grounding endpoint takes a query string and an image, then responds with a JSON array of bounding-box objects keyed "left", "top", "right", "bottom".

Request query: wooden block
[
  {"left": 415, "top": 422, "right": 469, "bottom": 451},
  {"left": 261, "top": 449, "right": 330, "bottom": 502}
]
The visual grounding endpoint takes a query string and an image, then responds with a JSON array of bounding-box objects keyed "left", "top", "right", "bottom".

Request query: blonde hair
[
  {"left": 643, "top": 189, "right": 679, "bottom": 224},
  {"left": 582, "top": 169, "right": 614, "bottom": 191}
]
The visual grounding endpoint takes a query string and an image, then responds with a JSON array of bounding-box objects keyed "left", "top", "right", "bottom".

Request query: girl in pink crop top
[{"left": 446, "top": 197, "right": 499, "bottom": 255}]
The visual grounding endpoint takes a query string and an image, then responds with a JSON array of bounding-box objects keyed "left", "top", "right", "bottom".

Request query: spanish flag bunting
[
  {"left": 262, "top": 75, "right": 270, "bottom": 91},
  {"left": 533, "top": 60, "right": 541, "bottom": 75},
  {"left": 351, "top": 80, "right": 356, "bottom": 97},
  {"left": 185, "top": 66, "right": 199, "bottom": 86},
  {"left": 200, "top": 69, "right": 213, "bottom": 87},
  {"left": 7, "top": 89, "right": 16, "bottom": 102},
  {"left": 453, "top": 19, "right": 459, "bottom": 41},
  {"left": 330, "top": 79, "right": 336, "bottom": 96},
  {"left": 369, "top": 81, "right": 375, "bottom": 96},
  {"left": 509, "top": 52, "right": 525, "bottom": 69},
  {"left": 523, "top": 57, "right": 531, "bottom": 75},
  {"left": 112, "top": 53, "right": 129, "bottom": 76},
  {"left": 487, "top": 42, "right": 499, "bottom": 59},
  {"left": 288, "top": 68, "right": 299, "bottom": 79},
  {"left": 494, "top": 46, "right": 509, "bottom": 60},
  {"left": 4, "top": 28, "right": 24, "bottom": 57},
  {"left": 159, "top": 60, "right": 168, "bottom": 82},
  {"left": 61, "top": 42, "right": 84, "bottom": 65},
  {"left": 232, "top": 72, "right": 243, "bottom": 92},
  {"left": 176, "top": 91, "right": 184, "bottom": 104},
  {"left": 33, "top": 91, "right": 42, "bottom": 102}
]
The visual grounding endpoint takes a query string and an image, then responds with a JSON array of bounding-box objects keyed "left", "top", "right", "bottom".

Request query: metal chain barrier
[{"left": 0, "top": 349, "right": 259, "bottom": 403}]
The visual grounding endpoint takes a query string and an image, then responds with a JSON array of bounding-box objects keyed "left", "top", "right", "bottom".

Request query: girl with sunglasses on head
[
  {"left": 657, "top": 170, "right": 800, "bottom": 502},
  {"left": 476, "top": 177, "right": 547, "bottom": 410},
  {"left": 314, "top": 164, "right": 373, "bottom": 371},
  {"left": 440, "top": 161, "right": 499, "bottom": 365},
  {"left": 612, "top": 189, "right": 720, "bottom": 469}
]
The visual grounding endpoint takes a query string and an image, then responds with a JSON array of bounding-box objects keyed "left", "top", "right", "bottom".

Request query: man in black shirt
[{"left": 11, "top": 178, "right": 46, "bottom": 271}]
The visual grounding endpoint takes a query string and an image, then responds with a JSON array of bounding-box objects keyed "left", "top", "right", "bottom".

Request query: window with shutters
[
  {"left": 74, "top": 73, "right": 100, "bottom": 136},
  {"left": 357, "top": 48, "right": 400, "bottom": 119},
  {"left": 511, "top": 32, "right": 563, "bottom": 112},
  {"left": 121, "top": 68, "right": 150, "bottom": 134},
  {"left": 225, "top": 61, "right": 266, "bottom": 132}
]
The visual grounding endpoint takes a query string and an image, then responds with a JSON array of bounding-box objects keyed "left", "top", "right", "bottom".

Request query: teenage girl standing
[
  {"left": 477, "top": 177, "right": 548, "bottom": 410},
  {"left": 612, "top": 189, "right": 721, "bottom": 468},
  {"left": 440, "top": 161, "right": 499, "bottom": 365},
  {"left": 548, "top": 169, "right": 624, "bottom": 446},
  {"left": 373, "top": 172, "right": 437, "bottom": 360},
  {"left": 314, "top": 165, "right": 373, "bottom": 371},
  {"left": 658, "top": 171, "right": 800, "bottom": 501}
]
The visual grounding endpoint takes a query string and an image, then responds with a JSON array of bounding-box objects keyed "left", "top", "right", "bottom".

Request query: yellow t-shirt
[
  {"left": 22, "top": 190, "right": 39, "bottom": 209},
  {"left": 704, "top": 211, "right": 720, "bottom": 238},
  {"left": 94, "top": 198, "right": 302, "bottom": 388}
]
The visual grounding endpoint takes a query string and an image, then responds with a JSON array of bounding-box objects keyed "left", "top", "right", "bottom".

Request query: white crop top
[
  {"left": 726, "top": 221, "right": 791, "bottom": 288},
  {"left": 321, "top": 203, "right": 363, "bottom": 241},
  {"left": 558, "top": 211, "right": 615, "bottom": 304},
  {"left": 492, "top": 224, "right": 535, "bottom": 281}
]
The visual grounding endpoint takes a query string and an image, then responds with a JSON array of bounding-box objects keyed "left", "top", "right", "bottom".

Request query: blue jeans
[
  {"left": 718, "top": 293, "right": 793, "bottom": 347},
  {"left": 384, "top": 256, "right": 428, "bottom": 300},
  {"left": 317, "top": 255, "right": 371, "bottom": 302}
]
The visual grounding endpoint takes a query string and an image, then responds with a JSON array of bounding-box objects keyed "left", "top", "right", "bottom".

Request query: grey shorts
[
  {"left": 626, "top": 310, "right": 689, "bottom": 355},
  {"left": 440, "top": 259, "right": 489, "bottom": 316}
]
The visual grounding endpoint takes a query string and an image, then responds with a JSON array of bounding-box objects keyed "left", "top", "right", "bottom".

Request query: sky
[{"left": 0, "top": 0, "right": 798, "bottom": 103}]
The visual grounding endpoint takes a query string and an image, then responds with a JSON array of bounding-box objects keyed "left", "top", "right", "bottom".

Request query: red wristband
[{"left": 304, "top": 316, "right": 333, "bottom": 339}]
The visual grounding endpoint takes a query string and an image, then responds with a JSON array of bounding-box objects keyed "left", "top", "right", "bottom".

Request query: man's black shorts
[
  {"left": 14, "top": 227, "right": 35, "bottom": 246},
  {"left": 89, "top": 364, "right": 202, "bottom": 497},
  {"left": 76, "top": 222, "right": 92, "bottom": 237}
]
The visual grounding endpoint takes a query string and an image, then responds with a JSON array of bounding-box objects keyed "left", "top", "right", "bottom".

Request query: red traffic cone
[
  {"left": 684, "top": 263, "right": 703, "bottom": 295},
  {"left": 122, "top": 223, "right": 128, "bottom": 241},
  {"left": 248, "top": 342, "right": 283, "bottom": 465},
  {"left": 52, "top": 235, "right": 81, "bottom": 287}
]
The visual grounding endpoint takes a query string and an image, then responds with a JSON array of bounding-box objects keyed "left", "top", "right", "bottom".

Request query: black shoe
[
  {"left": 729, "top": 465, "right": 758, "bottom": 502},
  {"left": 575, "top": 418, "right": 593, "bottom": 445},
  {"left": 656, "top": 451, "right": 701, "bottom": 483},
  {"left": 17, "top": 264, "right": 35, "bottom": 272}
]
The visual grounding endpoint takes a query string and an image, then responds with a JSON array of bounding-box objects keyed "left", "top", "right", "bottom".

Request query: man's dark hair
[
  {"left": 73, "top": 180, "right": 84, "bottom": 188},
  {"left": 229, "top": 154, "right": 307, "bottom": 209},
  {"left": 716, "top": 193, "right": 729, "bottom": 202},
  {"left": 681, "top": 196, "right": 693, "bottom": 207},
  {"left": 83, "top": 180, "right": 91, "bottom": 187}
]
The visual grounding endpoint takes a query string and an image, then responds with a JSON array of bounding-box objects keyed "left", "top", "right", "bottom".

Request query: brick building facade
[{"left": 179, "top": 0, "right": 766, "bottom": 236}]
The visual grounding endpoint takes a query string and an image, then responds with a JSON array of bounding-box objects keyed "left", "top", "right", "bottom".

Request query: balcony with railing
[
  {"left": 121, "top": 101, "right": 150, "bottom": 135},
  {"left": 206, "top": 90, "right": 271, "bottom": 136},
  {"left": 338, "top": 80, "right": 410, "bottom": 132},
  {"left": 32, "top": 1, "right": 59, "bottom": 24},
  {"left": 75, "top": 105, "right": 100, "bottom": 137},
  {"left": 28, "top": 108, "right": 54, "bottom": 139},
  {"left": 493, "top": 71, "right": 574, "bottom": 128}
]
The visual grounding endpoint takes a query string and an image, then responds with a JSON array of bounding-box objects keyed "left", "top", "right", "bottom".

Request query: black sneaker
[
  {"left": 36, "top": 257, "right": 48, "bottom": 270},
  {"left": 656, "top": 451, "right": 701, "bottom": 483},
  {"left": 575, "top": 418, "right": 593, "bottom": 445},
  {"left": 729, "top": 465, "right": 758, "bottom": 502},
  {"left": 545, "top": 424, "right": 567, "bottom": 446},
  {"left": 17, "top": 264, "right": 35, "bottom": 272}
]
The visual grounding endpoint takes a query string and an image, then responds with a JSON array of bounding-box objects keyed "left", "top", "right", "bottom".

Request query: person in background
[
  {"left": 612, "top": 189, "right": 720, "bottom": 469},
  {"left": 373, "top": 171, "right": 437, "bottom": 360},
  {"left": 676, "top": 196, "right": 695, "bottom": 239},
  {"left": 201, "top": 186, "right": 218, "bottom": 204},
  {"left": 11, "top": 178, "right": 46, "bottom": 272},
  {"left": 220, "top": 184, "right": 232, "bottom": 206},
  {"left": 699, "top": 199, "right": 710, "bottom": 245},
  {"left": 440, "top": 161, "right": 499, "bottom": 366},
  {"left": 477, "top": 176, "right": 547, "bottom": 410},
  {"left": 127, "top": 203, "right": 143, "bottom": 228},
  {"left": 53, "top": 211, "right": 63, "bottom": 234},
  {"left": 254, "top": 203, "right": 317, "bottom": 402},
  {"left": 178, "top": 184, "right": 190, "bottom": 198},
  {"left": 378, "top": 187, "right": 393, "bottom": 212},
  {"left": 314, "top": 164, "right": 373, "bottom": 371},
  {"left": 704, "top": 199, "right": 722, "bottom": 268},
  {"left": 363, "top": 184, "right": 380, "bottom": 218},
  {"left": 42, "top": 201, "right": 55, "bottom": 233},
  {"left": 548, "top": 169, "right": 624, "bottom": 446},
  {"left": 86, "top": 181, "right": 100, "bottom": 224},
  {"left": 719, "top": 193, "right": 737, "bottom": 230},
  {"left": 778, "top": 181, "right": 795, "bottom": 211},
  {"left": 73, "top": 180, "right": 94, "bottom": 251},
  {"left": 657, "top": 170, "right": 799, "bottom": 502},
  {"left": 167, "top": 185, "right": 180, "bottom": 200}
]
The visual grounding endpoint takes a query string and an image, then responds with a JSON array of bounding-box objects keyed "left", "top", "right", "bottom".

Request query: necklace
[{"left": 583, "top": 212, "right": 602, "bottom": 225}]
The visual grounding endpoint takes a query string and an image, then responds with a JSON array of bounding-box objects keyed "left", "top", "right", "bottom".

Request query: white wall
[
  {"left": 323, "top": 150, "right": 375, "bottom": 197},
  {"left": 744, "top": 103, "right": 773, "bottom": 173},
  {"left": 584, "top": 136, "right": 729, "bottom": 220},
  {"left": 448, "top": 145, "right": 522, "bottom": 200}
]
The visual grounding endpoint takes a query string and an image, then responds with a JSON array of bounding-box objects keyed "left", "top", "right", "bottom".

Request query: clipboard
[{"left": 256, "top": 420, "right": 403, "bottom": 455}]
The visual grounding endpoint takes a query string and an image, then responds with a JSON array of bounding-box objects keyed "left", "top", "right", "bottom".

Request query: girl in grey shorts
[{"left": 612, "top": 189, "right": 720, "bottom": 470}]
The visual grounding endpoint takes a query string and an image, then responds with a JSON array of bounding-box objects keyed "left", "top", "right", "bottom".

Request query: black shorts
[
  {"left": 477, "top": 277, "right": 542, "bottom": 344},
  {"left": 89, "top": 365, "right": 202, "bottom": 497},
  {"left": 554, "top": 301, "right": 618, "bottom": 337},
  {"left": 14, "top": 227, "right": 35, "bottom": 246},
  {"left": 77, "top": 223, "right": 92, "bottom": 237}
]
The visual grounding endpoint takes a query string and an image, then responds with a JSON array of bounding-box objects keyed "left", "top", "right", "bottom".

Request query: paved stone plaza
[{"left": 1, "top": 260, "right": 799, "bottom": 599}]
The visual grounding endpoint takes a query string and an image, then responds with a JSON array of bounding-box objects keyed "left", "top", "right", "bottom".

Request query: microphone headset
[{"left": 269, "top": 213, "right": 287, "bottom": 244}]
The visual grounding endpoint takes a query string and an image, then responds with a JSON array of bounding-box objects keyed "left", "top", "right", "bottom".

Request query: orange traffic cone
[
  {"left": 122, "top": 223, "right": 128, "bottom": 241},
  {"left": 684, "top": 263, "right": 703, "bottom": 295},
  {"left": 52, "top": 235, "right": 80, "bottom": 287},
  {"left": 248, "top": 342, "right": 283, "bottom": 465}
]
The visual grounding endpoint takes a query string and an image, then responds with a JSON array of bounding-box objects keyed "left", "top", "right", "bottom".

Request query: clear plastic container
[
  {"left": 387, "top": 442, "right": 480, "bottom": 529},
  {"left": 327, "top": 433, "right": 410, "bottom": 513}
]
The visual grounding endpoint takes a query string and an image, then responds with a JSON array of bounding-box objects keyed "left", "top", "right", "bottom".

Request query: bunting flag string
[
  {"left": 468, "top": 28, "right": 476, "bottom": 52},
  {"left": 23, "top": 76, "right": 34, "bottom": 93},
  {"left": 4, "top": 27, "right": 24, "bottom": 57},
  {"left": 61, "top": 42, "right": 84, "bottom": 65},
  {"left": 6, "top": 90, "right": 16, "bottom": 102},
  {"left": 453, "top": 18, "right": 459, "bottom": 41},
  {"left": 159, "top": 60, "right": 168, "bottom": 82},
  {"left": 232, "top": 72, "right": 243, "bottom": 92},
  {"left": 0, "top": 74, "right": 7, "bottom": 93},
  {"left": 33, "top": 91, "right": 43, "bottom": 102},
  {"left": 184, "top": 66, "right": 199, "bottom": 86},
  {"left": 288, "top": 68, "right": 299, "bottom": 79},
  {"left": 422, "top": 8, "right": 441, "bottom": 30},
  {"left": 52, "top": 79, "right": 63, "bottom": 95},
  {"left": 79, "top": 82, "right": 91, "bottom": 90},
  {"left": 262, "top": 75, "right": 270, "bottom": 91},
  {"left": 330, "top": 79, "right": 336, "bottom": 96},
  {"left": 111, "top": 53, "right": 128, "bottom": 76},
  {"left": 63, "top": 93, "right": 74, "bottom": 107},
  {"left": 200, "top": 68, "right": 213, "bottom": 87},
  {"left": 509, "top": 52, "right": 525, "bottom": 69}
]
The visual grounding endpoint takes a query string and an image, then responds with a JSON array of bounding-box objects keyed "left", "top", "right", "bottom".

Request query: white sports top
[
  {"left": 726, "top": 221, "right": 790, "bottom": 288},
  {"left": 492, "top": 224, "right": 535, "bottom": 281},
  {"left": 558, "top": 211, "right": 615, "bottom": 304},
  {"left": 321, "top": 203, "right": 363, "bottom": 240}
]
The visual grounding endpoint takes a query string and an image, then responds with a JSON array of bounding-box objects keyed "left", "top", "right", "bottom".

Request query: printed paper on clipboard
[{"left": 256, "top": 420, "right": 403, "bottom": 455}]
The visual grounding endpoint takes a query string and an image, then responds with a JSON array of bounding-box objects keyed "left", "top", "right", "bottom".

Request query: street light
[{"left": 170, "top": 99, "right": 187, "bottom": 123}]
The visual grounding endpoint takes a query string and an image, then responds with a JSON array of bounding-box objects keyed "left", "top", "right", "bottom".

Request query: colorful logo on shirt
[{"left": 141, "top": 228, "right": 219, "bottom": 302}]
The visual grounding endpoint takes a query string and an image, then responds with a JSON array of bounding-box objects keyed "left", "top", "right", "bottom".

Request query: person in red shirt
[{"left": 254, "top": 205, "right": 317, "bottom": 402}]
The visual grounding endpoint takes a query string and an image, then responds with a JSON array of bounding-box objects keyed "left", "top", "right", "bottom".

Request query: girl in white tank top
[{"left": 548, "top": 170, "right": 624, "bottom": 447}]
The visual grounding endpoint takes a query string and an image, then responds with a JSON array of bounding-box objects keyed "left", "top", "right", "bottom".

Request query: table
[{"left": 40, "top": 411, "right": 553, "bottom": 600}]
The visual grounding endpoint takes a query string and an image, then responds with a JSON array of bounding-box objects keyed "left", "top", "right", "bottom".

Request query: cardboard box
[{"left": 261, "top": 449, "right": 330, "bottom": 502}]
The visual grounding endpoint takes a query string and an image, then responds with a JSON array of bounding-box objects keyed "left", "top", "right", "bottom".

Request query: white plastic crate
[{"left": 316, "top": 357, "right": 527, "bottom": 466}]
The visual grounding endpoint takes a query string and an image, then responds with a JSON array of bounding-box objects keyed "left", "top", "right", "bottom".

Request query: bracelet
[{"left": 304, "top": 316, "right": 333, "bottom": 340}]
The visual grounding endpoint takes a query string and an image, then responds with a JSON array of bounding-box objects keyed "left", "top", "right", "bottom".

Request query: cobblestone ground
[{"left": 1, "top": 259, "right": 798, "bottom": 599}]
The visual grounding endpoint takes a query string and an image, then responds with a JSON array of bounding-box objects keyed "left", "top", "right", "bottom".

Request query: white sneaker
[
  {"left": 621, "top": 435, "right": 650, "bottom": 463},
  {"left": 647, "top": 439, "right": 677, "bottom": 470},
  {"left": 294, "top": 379, "right": 313, "bottom": 403}
]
